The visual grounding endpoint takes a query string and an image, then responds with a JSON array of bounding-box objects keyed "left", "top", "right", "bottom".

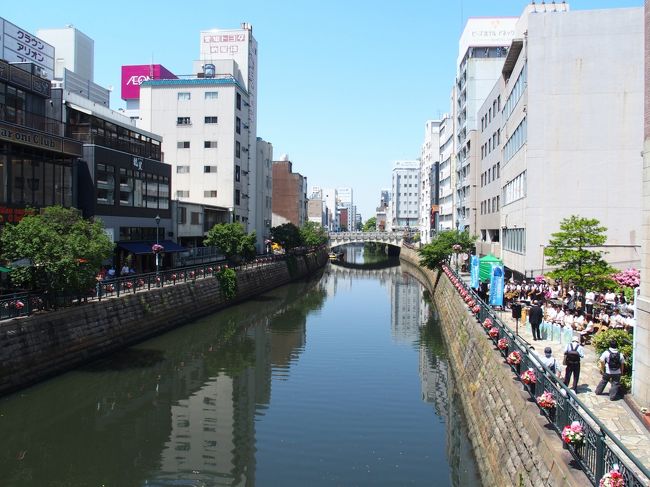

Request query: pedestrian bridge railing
[
  {"left": 443, "top": 264, "right": 649, "bottom": 487},
  {"left": 329, "top": 231, "right": 403, "bottom": 246}
]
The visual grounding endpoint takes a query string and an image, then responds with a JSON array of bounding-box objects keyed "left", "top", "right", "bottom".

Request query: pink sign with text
[{"left": 121, "top": 64, "right": 176, "bottom": 100}]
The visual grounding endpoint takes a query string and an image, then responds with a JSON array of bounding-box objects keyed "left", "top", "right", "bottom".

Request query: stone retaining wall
[
  {"left": 0, "top": 250, "right": 328, "bottom": 396},
  {"left": 401, "top": 248, "right": 584, "bottom": 487}
]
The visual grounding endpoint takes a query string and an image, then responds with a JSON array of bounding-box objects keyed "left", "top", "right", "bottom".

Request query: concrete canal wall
[
  {"left": 0, "top": 250, "right": 328, "bottom": 396},
  {"left": 400, "top": 248, "right": 583, "bottom": 487}
]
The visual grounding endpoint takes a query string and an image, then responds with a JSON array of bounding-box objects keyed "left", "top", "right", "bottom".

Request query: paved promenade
[{"left": 494, "top": 307, "right": 650, "bottom": 468}]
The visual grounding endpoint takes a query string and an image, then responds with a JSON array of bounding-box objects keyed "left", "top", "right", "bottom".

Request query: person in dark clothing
[
  {"left": 564, "top": 337, "right": 585, "bottom": 393},
  {"left": 529, "top": 300, "right": 544, "bottom": 341}
]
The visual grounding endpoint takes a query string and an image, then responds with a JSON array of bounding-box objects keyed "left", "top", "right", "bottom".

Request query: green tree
[
  {"left": 363, "top": 217, "right": 377, "bottom": 232},
  {"left": 418, "top": 230, "right": 475, "bottom": 270},
  {"left": 300, "top": 221, "right": 328, "bottom": 247},
  {"left": 544, "top": 215, "right": 616, "bottom": 290},
  {"left": 204, "top": 223, "right": 256, "bottom": 263},
  {"left": 0, "top": 206, "right": 114, "bottom": 293},
  {"left": 270, "top": 223, "right": 303, "bottom": 250}
]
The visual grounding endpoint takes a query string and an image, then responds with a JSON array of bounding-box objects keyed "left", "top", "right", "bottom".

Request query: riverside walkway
[{"left": 457, "top": 270, "right": 650, "bottom": 469}]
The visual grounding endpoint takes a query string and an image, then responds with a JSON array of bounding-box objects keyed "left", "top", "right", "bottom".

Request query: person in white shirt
[
  {"left": 573, "top": 313, "right": 585, "bottom": 331},
  {"left": 605, "top": 290, "right": 616, "bottom": 305},
  {"left": 539, "top": 346, "right": 562, "bottom": 378},
  {"left": 563, "top": 311, "right": 575, "bottom": 330},
  {"left": 585, "top": 290, "right": 595, "bottom": 315},
  {"left": 555, "top": 308, "right": 565, "bottom": 325},
  {"left": 545, "top": 305, "right": 557, "bottom": 323}
]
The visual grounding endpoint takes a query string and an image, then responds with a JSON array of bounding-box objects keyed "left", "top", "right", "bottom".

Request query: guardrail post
[{"left": 595, "top": 430, "right": 606, "bottom": 481}]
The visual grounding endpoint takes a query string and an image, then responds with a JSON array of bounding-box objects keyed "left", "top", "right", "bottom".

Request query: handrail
[
  {"left": 443, "top": 264, "right": 650, "bottom": 486},
  {"left": 0, "top": 248, "right": 323, "bottom": 322}
]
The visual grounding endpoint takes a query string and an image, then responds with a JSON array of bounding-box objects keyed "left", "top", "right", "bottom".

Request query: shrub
[{"left": 216, "top": 267, "right": 237, "bottom": 300}]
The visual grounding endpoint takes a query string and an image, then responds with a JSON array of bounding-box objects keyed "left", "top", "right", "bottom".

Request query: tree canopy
[
  {"left": 204, "top": 223, "right": 256, "bottom": 262},
  {"left": 0, "top": 206, "right": 114, "bottom": 293},
  {"left": 418, "top": 230, "right": 476, "bottom": 270},
  {"left": 543, "top": 215, "right": 616, "bottom": 290},
  {"left": 270, "top": 223, "right": 303, "bottom": 250},
  {"left": 363, "top": 217, "right": 377, "bottom": 232},
  {"left": 300, "top": 221, "right": 328, "bottom": 247}
]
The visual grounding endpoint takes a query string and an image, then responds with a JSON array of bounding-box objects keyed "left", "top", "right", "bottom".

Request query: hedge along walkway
[{"left": 485, "top": 295, "right": 650, "bottom": 469}]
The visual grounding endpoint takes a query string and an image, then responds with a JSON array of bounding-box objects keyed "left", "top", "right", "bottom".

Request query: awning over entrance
[{"left": 117, "top": 240, "right": 187, "bottom": 255}]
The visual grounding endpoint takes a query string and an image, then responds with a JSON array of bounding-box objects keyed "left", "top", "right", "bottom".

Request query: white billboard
[
  {"left": 0, "top": 17, "right": 54, "bottom": 79},
  {"left": 457, "top": 17, "right": 518, "bottom": 67}
]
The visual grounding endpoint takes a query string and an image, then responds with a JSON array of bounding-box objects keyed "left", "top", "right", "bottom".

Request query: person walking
[
  {"left": 595, "top": 339, "right": 626, "bottom": 401},
  {"left": 529, "top": 300, "right": 544, "bottom": 341},
  {"left": 539, "top": 346, "right": 562, "bottom": 378},
  {"left": 563, "top": 337, "right": 584, "bottom": 393}
]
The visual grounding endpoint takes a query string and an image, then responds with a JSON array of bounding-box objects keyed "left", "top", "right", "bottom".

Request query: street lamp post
[{"left": 155, "top": 215, "right": 161, "bottom": 275}]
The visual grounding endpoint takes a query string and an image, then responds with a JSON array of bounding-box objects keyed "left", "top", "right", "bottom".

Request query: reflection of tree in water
[
  {"left": 203, "top": 317, "right": 256, "bottom": 377},
  {"left": 418, "top": 304, "right": 447, "bottom": 361},
  {"left": 269, "top": 286, "right": 327, "bottom": 333}
]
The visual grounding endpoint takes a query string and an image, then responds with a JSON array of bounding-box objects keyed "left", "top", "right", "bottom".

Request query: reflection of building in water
[
  {"left": 323, "top": 264, "right": 400, "bottom": 297},
  {"left": 391, "top": 273, "right": 421, "bottom": 341},
  {"left": 419, "top": 349, "right": 450, "bottom": 421}
]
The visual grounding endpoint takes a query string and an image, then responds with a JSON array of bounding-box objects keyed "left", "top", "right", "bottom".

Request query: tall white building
[
  {"left": 139, "top": 71, "right": 251, "bottom": 226},
  {"left": 390, "top": 160, "right": 420, "bottom": 231},
  {"left": 37, "top": 25, "right": 94, "bottom": 82},
  {"left": 495, "top": 4, "right": 643, "bottom": 275},
  {"left": 454, "top": 17, "right": 517, "bottom": 234},
  {"left": 322, "top": 188, "right": 338, "bottom": 231},
  {"left": 419, "top": 120, "right": 441, "bottom": 244},
  {"left": 438, "top": 110, "right": 455, "bottom": 231}
]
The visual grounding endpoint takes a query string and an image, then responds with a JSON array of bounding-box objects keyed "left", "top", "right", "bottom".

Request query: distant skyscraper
[
  {"left": 419, "top": 120, "right": 441, "bottom": 244},
  {"left": 390, "top": 161, "right": 420, "bottom": 231}
]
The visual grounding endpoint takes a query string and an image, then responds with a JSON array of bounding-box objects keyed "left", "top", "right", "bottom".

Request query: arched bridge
[{"left": 328, "top": 231, "right": 403, "bottom": 248}]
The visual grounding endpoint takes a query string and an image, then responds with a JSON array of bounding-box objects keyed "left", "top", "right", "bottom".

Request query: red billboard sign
[{"left": 121, "top": 64, "right": 176, "bottom": 100}]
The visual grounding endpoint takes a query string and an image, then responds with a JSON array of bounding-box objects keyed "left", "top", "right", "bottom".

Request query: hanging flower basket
[
  {"left": 472, "top": 305, "right": 480, "bottom": 314},
  {"left": 507, "top": 351, "right": 522, "bottom": 365},
  {"left": 15, "top": 300, "right": 25, "bottom": 310},
  {"left": 497, "top": 338, "right": 509, "bottom": 351},
  {"left": 599, "top": 467, "right": 625, "bottom": 487},
  {"left": 152, "top": 243, "right": 164, "bottom": 254},
  {"left": 489, "top": 327, "right": 499, "bottom": 339},
  {"left": 520, "top": 368, "right": 537, "bottom": 385},
  {"left": 536, "top": 391, "right": 557, "bottom": 409},
  {"left": 561, "top": 421, "right": 585, "bottom": 446},
  {"left": 483, "top": 318, "right": 493, "bottom": 329}
]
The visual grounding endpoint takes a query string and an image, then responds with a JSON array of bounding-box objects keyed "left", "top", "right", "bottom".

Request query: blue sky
[{"left": 3, "top": 0, "right": 642, "bottom": 219}]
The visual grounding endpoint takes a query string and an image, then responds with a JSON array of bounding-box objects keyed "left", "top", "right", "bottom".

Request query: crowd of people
[{"left": 503, "top": 280, "right": 636, "bottom": 340}]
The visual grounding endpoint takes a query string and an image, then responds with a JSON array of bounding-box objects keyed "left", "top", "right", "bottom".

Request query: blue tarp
[{"left": 117, "top": 240, "right": 187, "bottom": 255}]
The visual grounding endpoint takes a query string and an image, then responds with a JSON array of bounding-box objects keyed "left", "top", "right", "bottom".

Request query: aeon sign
[{"left": 121, "top": 64, "right": 177, "bottom": 100}]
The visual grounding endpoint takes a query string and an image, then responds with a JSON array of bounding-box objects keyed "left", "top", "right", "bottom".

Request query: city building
[
  {"left": 390, "top": 160, "right": 420, "bottom": 231},
  {"left": 322, "top": 188, "right": 338, "bottom": 231},
  {"left": 419, "top": 120, "right": 441, "bottom": 244},
  {"left": 138, "top": 66, "right": 250, "bottom": 231},
  {"left": 635, "top": 0, "right": 650, "bottom": 416},
  {"left": 336, "top": 187, "right": 354, "bottom": 231},
  {"left": 255, "top": 137, "right": 273, "bottom": 245},
  {"left": 475, "top": 77, "right": 504, "bottom": 258},
  {"left": 307, "top": 188, "right": 326, "bottom": 226},
  {"left": 120, "top": 64, "right": 177, "bottom": 123},
  {"left": 496, "top": 4, "right": 642, "bottom": 275},
  {"left": 454, "top": 17, "right": 517, "bottom": 234},
  {"left": 438, "top": 108, "right": 455, "bottom": 231},
  {"left": 0, "top": 56, "right": 82, "bottom": 223},
  {"left": 271, "top": 156, "right": 307, "bottom": 227}
]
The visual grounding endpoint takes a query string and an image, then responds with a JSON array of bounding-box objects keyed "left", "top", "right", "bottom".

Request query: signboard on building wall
[
  {"left": 0, "top": 17, "right": 54, "bottom": 79},
  {"left": 457, "top": 17, "right": 517, "bottom": 67},
  {"left": 120, "top": 64, "right": 177, "bottom": 100}
]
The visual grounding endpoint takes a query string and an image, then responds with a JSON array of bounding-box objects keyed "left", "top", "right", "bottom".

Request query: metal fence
[
  {"left": 443, "top": 264, "right": 650, "bottom": 487},
  {"left": 0, "top": 253, "right": 292, "bottom": 321}
]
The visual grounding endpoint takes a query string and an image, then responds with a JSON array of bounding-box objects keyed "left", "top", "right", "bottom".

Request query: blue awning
[{"left": 117, "top": 240, "right": 187, "bottom": 255}]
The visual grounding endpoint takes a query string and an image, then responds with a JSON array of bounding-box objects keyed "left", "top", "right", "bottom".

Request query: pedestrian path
[{"left": 494, "top": 307, "right": 650, "bottom": 468}]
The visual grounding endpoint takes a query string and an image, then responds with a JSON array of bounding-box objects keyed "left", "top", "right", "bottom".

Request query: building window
[
  {"left": 177, "top": 92, "right": 191, "bottom": 101},
  {"left": 177, "top": 117, "right": 191, "bottom": 126},
  {"left": 177, "top": 190, "right": 189, "bottom": 198},
  {"left": 236, "top": 117, "right": 241, "bottom": 134},
  {"left": 96, "top": 163, "right": 115, "bottom": 205},
  {"left": 204, "top": 165, "right": 217, "bottom": 173},
  {"left": 178, "top": 206, "right": 187, "bottom": 224},
  {"left": 204, "top": 116, "right": 218, "bottom": 124},
  {"left": 503, "top": 228, "right": 526, "bottom": 254},
  {"left": 176, "top": 166, "right": 190, "bottom": 174},
  {"left": 236, "top": 93, "right": 242, "bottom": 110},
  {"left": 235, "top": 165, "right": 240, "bottom": 182},
  {"left": 235, "top": 189, "right": 240, "bottom": 205},
  {"left": 204, "top": 141, "right": 217, "bottom": 148},
  {"left": 205, "top": 91, "right": 218, "bottom": 100},
  {"left": 204, "top": 190, "right": 218, "bottom": 198},
  {"left": 177, "top": 141, "right": 190, "bottom": 149},
  {"left": 502, "top": 170, "right": 527, "bottom": 205},
  {"left": 191, "top": 212, "right": 201, "bottom": 225},
  {"left": 235, "top": 141, "right": 241, "bottom": 158}
]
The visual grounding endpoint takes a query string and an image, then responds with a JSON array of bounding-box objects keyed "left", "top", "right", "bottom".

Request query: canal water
[{"left": 0, "top": 246, "right": 481, "bottom": 487}]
